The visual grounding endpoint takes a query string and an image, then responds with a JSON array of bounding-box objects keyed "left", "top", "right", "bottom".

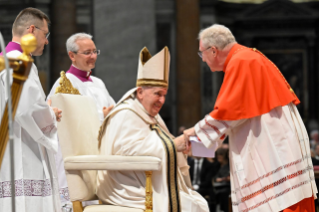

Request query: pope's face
[
  {"left": 70, "top": 39, "right": 97, "bottom": 72},
  {"left": 32, "top": 19, "right": 49, "bottom": 56},
  {"left": 199, "top": 40, "right": 222, "bottom": 72},
  {"left": 137, "top": 87, "right": 167, "bottom": 117}
]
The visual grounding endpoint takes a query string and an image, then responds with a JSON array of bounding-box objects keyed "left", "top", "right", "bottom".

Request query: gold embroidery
[
  {"left": 151, "top": 124, "right": 181, "bottom": 212},
  {"left": 136, "top": 79, "right": 168, "bottom": 88},
  {"left": 55, "top": 71, "right": 81, "bottom": 95},
  {"left": 145, "top": 171, "right": 153, "bottom": 212}
]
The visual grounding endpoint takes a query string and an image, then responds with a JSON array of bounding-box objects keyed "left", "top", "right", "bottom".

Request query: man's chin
[
  {"left": 153, "top": 108, "right": 162, "bottom": 115},
  {"left": 31, "top": 50, "right": 43, "bottom": 56},
  {"left": 210, "top": 68, "right": 222, "bottom": 72},
  {"left": 88, "top": 64, "right": 95, "bottom": 69}
]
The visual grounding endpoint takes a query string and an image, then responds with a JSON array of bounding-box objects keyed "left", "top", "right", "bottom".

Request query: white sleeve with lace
[{"left": 195, "top": 114, "right": 246, "bottom": 149}]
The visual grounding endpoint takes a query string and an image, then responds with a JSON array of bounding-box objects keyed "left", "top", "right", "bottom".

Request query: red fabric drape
[
  {"left": 210, "top": 44, "right": 299, "bottom": 121},
  {"left": 281, "top": 196, "right": 315, "bottom": 212}
]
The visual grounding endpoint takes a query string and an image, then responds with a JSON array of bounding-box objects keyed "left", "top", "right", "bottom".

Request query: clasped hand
[{"left": 174, "top": 127, "right": 196, "bottom": 154}]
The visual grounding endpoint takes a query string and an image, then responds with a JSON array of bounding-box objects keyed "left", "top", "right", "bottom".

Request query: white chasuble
[
  {"left": 47, "top": 68, "right": 115, "bottom": 206},
  {"left": 195, "top": 103, "right": 317, "bottom": 212},
  {"left": 96, "top": 90, "right": 209, "bottom": 212},
  {"left": 0, "top": 50, "right": 61, "bottom": 212}
]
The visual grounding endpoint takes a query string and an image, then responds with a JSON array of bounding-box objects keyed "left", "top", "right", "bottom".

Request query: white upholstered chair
[{"left": 50, "top": 72, "right": 161, "bottom": 212}]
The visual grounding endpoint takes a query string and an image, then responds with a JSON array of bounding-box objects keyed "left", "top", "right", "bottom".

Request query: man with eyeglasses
[
  {"left": 47, "top": 32, "right": 115, "bottom": 210},
  {"left": 0, "top": 7, "right": 62, "bottom": 212},
  {"left": 184, "top": 24, "right": 317, "bottom": 212}
]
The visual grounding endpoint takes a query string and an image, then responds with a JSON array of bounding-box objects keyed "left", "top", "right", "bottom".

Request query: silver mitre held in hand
[{"left": 136, "top": 46, "right": 170, "bottom": 88}]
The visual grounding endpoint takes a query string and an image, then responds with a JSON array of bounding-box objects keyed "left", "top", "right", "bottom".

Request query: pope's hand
[
  {"left": 47, "top": 99, "right": 62, "bottom": 122},
  {"left": 174, "top": 135, "right": 188, "bottom": 152},
  {"left": 103, "top": 105, "right": 114, "bottom": 118},
  {"left": 183, "top": 127, "right": 196, "bottom": 152}
]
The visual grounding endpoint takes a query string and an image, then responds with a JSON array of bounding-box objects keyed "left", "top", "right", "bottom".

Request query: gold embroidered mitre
[{"left": 136, "top": 46, "right": 170, "bottom": 88}]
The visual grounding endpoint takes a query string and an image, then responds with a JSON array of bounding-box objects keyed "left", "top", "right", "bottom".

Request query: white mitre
[
  {"left": 110, "top": 47, "right": 171, "bottom": 108},
  {"left": 98, "top": 47, "right": 171, "bottom": 143},
  {"left": 136, "top": 46, "right": 170, "bottom": 88}
]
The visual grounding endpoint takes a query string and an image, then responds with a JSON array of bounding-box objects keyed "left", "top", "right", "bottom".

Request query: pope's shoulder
[{"left": 108, "top": 104, "right": 146, "bottom": 127}]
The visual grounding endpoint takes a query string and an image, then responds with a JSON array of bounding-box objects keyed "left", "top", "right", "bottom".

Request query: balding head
[{"left": 12, "top": 7, "right": 50, "bottom": 37}]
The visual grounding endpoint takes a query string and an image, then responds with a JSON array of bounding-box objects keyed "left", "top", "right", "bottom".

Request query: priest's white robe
[
  {"left": 0, "top": 50, "right": 60, "bottom": 212},
  {"left": 195, "top": 103, "right": 317, "bottom": 212},
  {"left": 0, "top": 75, "right": 5, "bottom": 118},
  {"left": 97, "top": 89, "right": 209, "bottom": 212},
  {"left": 48, "top": 71, "right": 115, "bottom": 123},
  {"left": 47, "top": 71, "right": 115, "bottom": 206}
]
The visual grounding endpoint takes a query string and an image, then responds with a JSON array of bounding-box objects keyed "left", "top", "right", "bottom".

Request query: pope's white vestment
[
  {"left": 0, "top": 50, "right": 60, "bottom": 212},
  {"left": 47, "top": 67, "right": 115, "bottom": 205},
  {"left": 96, "top": 89, "right": 209, "bottom": 212},
  {"left": 195, "top": 103, "right": 317, "bottom": 212}
]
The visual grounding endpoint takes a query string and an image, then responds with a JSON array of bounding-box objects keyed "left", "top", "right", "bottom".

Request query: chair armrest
[{"left": 64, "top": 155, "right": 161, "bottom": 171}]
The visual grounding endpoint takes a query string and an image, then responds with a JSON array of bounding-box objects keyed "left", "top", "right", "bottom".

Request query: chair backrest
[{"left": 51, "top": 93, "right": 101, "bottom": 202}]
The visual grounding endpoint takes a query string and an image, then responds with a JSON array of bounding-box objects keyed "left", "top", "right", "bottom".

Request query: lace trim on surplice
[
  {"left": 0, "top": 179, "right": 52, "bottom": 198},
  {"left": 59, "top": 187, "right": 70, "bottom": 202}
]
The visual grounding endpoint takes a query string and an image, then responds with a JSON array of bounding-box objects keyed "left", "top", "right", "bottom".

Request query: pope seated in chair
[{"left": 97, "top": 47, "right": 209, "bottom": 212}]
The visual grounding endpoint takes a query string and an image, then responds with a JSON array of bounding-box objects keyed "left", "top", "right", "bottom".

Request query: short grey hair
[
  {"left": 198, "top": 24, "right": 236, "bottom": 50},
  {"left": 66, "top": 33, "right": 93, "bottom": 53}
]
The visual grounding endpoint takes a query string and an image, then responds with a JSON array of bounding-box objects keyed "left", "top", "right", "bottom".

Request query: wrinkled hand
[
  {"left": 103, "top": 105, "right": 114, "bottom": 118},
  {"left": 47, "top": 99, "right": 62, "bottom": 122},
  {"left": 174, "top": 135, "right": 188, "bottom": 152},
  {"left": 182, "top": 127, "right": 196, "bottom": 154}
]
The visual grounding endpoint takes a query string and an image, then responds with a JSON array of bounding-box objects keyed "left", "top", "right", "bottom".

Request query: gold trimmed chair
[{"left": 51, "top": 72, "right": 161, "bottom": 212}]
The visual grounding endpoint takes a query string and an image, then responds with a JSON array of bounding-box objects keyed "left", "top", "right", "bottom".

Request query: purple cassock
[
  {"left": 0, "top": 42, "right": 23, "bottom": 55},
  {"left": 66, "top": 65, "right": 93, "bottom": 82}
]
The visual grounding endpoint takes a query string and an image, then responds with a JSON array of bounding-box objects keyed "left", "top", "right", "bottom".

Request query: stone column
[
  {"left": 50, "top": 0, "right": 77, "bottom": 86},
  {"left": 93, "top": 0, "right": 156, "bottom": 101},
  {"left": 176, "top": 0, "right": 201, "bottom": 128}
]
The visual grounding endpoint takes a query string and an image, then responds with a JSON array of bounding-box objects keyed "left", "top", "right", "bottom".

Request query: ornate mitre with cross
[{"left": 136, "top": 46, "right": 170, "bottom": 88}]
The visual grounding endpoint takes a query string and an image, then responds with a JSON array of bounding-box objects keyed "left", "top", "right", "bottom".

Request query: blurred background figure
[
  {"left": 313, "top": 144, "right": 319, "bottom": 165},
  {"left": 213, "top": 148, "right": 230, "bottom": 212},
  {"left": 313, "top": 144, "right": 319, "bottom": 211},
  {"left": 178, "top": 125, "right": 186, "bottom": 136},
  {"left": 310, "top": 130, "right": 319, "bottom": 151},
  {"left": 188, "top": 156, "right": 220, "bottom": 212}
]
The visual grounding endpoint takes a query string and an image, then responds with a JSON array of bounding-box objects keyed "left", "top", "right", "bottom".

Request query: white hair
[
  {"left": 66, "top": 33, "right": 93, "bottom": 53},
  {"left": 198, "top": 24, "right": 236, "bottom": 50}
]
